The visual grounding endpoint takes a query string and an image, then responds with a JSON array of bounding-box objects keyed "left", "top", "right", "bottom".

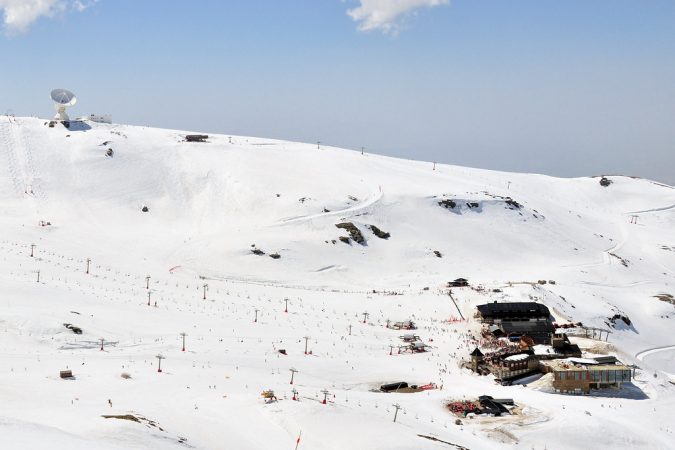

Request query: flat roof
[
  {"left": 477, "top": 302, "right": 550, "bottom": 317},
  {"left": 541, "top": 359, "right": 630, "bottom": 371}
]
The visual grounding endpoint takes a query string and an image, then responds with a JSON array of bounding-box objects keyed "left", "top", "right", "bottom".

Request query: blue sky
[{"left": 1, "top": 0, "right": 674, "bottom": 183}]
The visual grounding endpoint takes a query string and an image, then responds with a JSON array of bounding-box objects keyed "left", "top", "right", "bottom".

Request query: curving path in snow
[
  {"left": 275, "top": 185, "right": 383, "bottom": 225},
  {"left": 635, "top": 344, "right": 675, "bottom": 378},
  {"left": 626, "top": 204, "right": 675, "bottom": 215},
  {"left": 635, "top": 344, "right": 675, "bottom": 361}
]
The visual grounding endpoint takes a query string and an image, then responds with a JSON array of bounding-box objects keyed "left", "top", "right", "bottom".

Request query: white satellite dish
[{"left": 50, "top": 88, "right": 77, "bottom": 121}]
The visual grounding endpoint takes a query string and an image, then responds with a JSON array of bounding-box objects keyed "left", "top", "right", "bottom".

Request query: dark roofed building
[
  {"left": 476, "top": 301, "right": 550, "bottom": 323},
  {"left": 469, "top": 347, "right": 484, "bottom": 371},
  {"left": 448, "top": 278, "right": 469, "bottom": 287},
  {"left": 498, "top": 320, "right": 555, "bottom": 344},
  {"left": 549, "top": 333, "right": 582, "bottom": 357},
  {"left": 185, "top": 134, "right": 209, "bottom": 142}
]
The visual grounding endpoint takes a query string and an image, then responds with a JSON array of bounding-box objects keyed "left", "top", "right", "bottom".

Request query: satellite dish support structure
[{"left": 50, "top": 89, "right": 77, "bottom": 122}]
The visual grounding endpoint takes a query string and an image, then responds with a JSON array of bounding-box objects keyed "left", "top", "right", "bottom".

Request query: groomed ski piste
[{"left": 1, "top": 115, "right": 674, "bottom": 449}]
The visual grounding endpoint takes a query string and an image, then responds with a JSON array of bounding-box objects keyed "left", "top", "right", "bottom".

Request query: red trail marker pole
[{"left": 294, "top": 430, "right": 302, "bottom": 450}]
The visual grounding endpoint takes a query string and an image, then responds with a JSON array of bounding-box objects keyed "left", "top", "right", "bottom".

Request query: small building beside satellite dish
[
  {"left": 86, "top": 113, "right": 112, "bottom": 124},
  {"left": 50, "top": 89, "right": 113, "bottom": 124},
  {"left": 50, "top": 88, "right": 77, "bottom": 122}
]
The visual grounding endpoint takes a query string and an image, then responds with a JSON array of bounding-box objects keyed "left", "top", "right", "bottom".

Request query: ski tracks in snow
[
  {"left": 275, "top": 185, "right": 384, "bottom": 226},
  {"left": 0, "top": 118, "right": 47, "bottom": 208},
  {"left": 0, "top": 119, "right": 25, "bottom": 197}
]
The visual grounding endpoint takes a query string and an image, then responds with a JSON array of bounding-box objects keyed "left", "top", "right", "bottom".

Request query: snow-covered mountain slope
[{"left": 1, "top": 116, "right": 674, "bottom": 449}]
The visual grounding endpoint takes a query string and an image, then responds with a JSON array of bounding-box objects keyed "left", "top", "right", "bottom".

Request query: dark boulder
[
  {"left": 63, "top": 323, "right": 82, "bottom": 334},
  {"left": 438, "top": 199, "right": 457, "bottom": 209}
]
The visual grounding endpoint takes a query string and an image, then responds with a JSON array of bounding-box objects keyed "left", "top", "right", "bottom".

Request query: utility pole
[
  {"left": 36, "top": 270, "right": 40, "bottom": 283},
  {"left": 202, "top": 283, "right": 208, "bottom": 300},
  {"left": 321, "top": 389, "right": 330, "bottom": 405},
  {"left": 348, "top": 324, "right": 352, "bottom": 336},
  {"left": 147, "top": 290, "right": 152, "bottom": 306},
  {"left": 99, "top": 338, "right": 105, "bottom": 351},
  {"left": 389, "top": 344, "right": 396, "bottom": 356},
  {"left": 284, "top": 298, "right": 289, "bottom": 313},
  {"left": 303, "top": 336, "right": 310, "bottom": 355},
  {"left": 433, "top": 162, "right": 436, "bottom": 171},
  {"left": 362, "top": 312, "right": 369, "bottom": 324},
  {"left": 289, "top": 368, "right": 298, "bottom": 384},
  {"left": 507, "top": 181, "right": 512, "bottom": 190},
  {"left": 145, "top": 275, "right": 151, "bottom": 289},
  {"left": 156, "top": 354, "right": 165, "bottom": 373},
  {"left": 392, "top": 403, "right": 402, "bottom": 422},
  {"left": 180, "top": 332, "right": 187, "bottom": 352},
  {"left": 30, "top": 243, "right": 35, "bottom": 257},
  {"left": 254, "top": 308, "right": 259, "bottom": 323},
  {"left": 86, "top": 258, "right": 91, "bottom": 274}
]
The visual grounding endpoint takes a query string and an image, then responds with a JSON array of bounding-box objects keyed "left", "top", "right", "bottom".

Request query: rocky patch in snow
[
  {"left": 368, "top": 225, "right": 390, "bottom": 239},
  {"left": 654, "top": 293, "right": 674, "bottom": 306},
  {"left": 607, "top": 313, "right": 632, "bottom": 328},
  {"left": 438, "top": 199, "right": 457, "bottom": 210},
  {"left": 251, "top": 245, "right": 280, "bottom": 259},
  {"left": 101, "top": 414, "right": 188, "bottom": 445},
  {"left": 436, "top": 193, "right": 532, "bottom": 217},
  {"left": 63, "top": 323, "right": 82, "bottom": 334},
  {"left": 336, "top": 222, "right": 366, "bottom": 245},
  {"left": 608, "top": 252, "right": 630, "bottom": 267}
]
